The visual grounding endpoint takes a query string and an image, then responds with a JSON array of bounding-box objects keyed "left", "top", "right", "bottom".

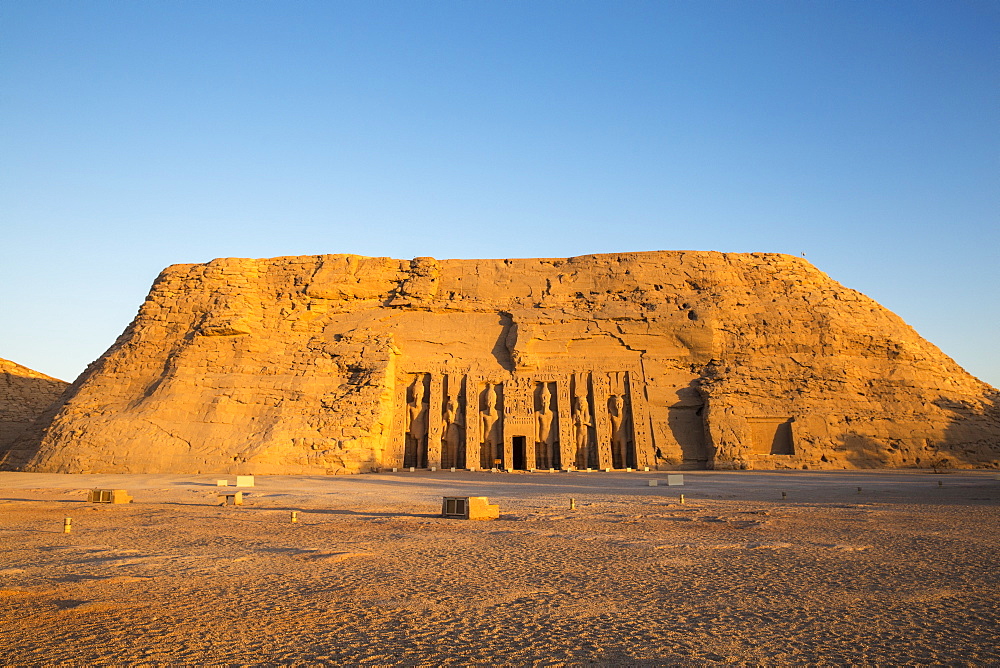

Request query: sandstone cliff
[
  {"left": 0, "top": 358, "right": 68, "bottom": 458},
  {"left": 5, "top": 251, "right": 998, "bottom": 474}
]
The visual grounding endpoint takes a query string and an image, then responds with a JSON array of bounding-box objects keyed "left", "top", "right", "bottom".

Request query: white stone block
[
  {"left": 667, "top": 474, "right": 684, "bottom": 486},
  {"left": 648, "top": 480, "right": 658, "bottom": 487},
  {"left": 235, "top": 475, "right": 254, "bottom": 487},
  {"left": 216, "top": 480, "right": 228, "bottom": 486}
]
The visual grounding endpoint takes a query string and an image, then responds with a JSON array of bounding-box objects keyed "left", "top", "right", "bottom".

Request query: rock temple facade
[{"left": 3, "top": 251, "right": 998, "bottom": 473}]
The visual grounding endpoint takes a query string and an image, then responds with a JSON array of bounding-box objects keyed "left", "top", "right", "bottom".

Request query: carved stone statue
[
  {"left": 609, "top": 394, "right": 632, "bottom": 469},
  {"left": 443, "top": 393, "right": 464, "bottom": 468},
  {"left": 407, "top": 379, "right": 429, "bottom": 467},
  {"left": 536, "top": 383, "right": 556, "bottom": 468},
  {"left": 573, "top": 393, "right": 592, "bottom": 469},
  {"left": 482, "top": 384, "right": 501, "bottom": 468}
]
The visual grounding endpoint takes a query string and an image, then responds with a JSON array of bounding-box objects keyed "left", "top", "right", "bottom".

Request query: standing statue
[
  {"left": 407, "top": 379, "right": 429, "bottom": 468},
  {"left": 482, "top": 384, "right": 502, "bottom": 468},
  {"left": 443, "top": 393, "right": 465, "bottom": 469},
  {"left": 609, "top": 394, "right": 632, "bottom": 469},
  {"left": 536, "top": 383, "right": 556, "bottom": 469},
  {"left": 573, "top": 393, "right": 592, "bottom": 469}
]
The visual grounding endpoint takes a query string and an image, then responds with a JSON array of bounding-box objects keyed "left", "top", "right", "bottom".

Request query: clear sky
[{"left": 2, "top": 1, "right": 998, "bottom": 387}]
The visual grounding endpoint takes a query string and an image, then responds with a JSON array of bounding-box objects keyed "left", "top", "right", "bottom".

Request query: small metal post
[
  {"left": 679, "top": 494, "right": 685, "bottom": 504},
  {"left": 781, "top": 491, "right": 787, "bottom": 499},
  {"left": 63, "top": 517, "right": 72, "bottom": 534},
  {"left": 569, "top": 498, "right": 576, "bottom": 510},
  {"left": 857, "top": 487, "right": 862, "bottom": 494},
  {"left": 290, "top": 511, "right": 298, "bottom": 523}
]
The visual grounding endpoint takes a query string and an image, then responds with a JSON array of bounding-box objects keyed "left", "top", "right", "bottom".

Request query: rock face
[
  {"left": 5, "top": 251, "right": 998, "bottom": 474},
  {"left": 0, "top": 358, "right": 67, "bottom": 457}
]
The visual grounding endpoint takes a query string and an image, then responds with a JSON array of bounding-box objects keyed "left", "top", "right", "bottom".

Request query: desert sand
[{"left": 2, "top": 469, "right": 999, "bottom": 665}]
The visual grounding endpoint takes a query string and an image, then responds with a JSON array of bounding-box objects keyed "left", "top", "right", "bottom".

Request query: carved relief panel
[
  {"left": 403, "top": 373, "right": 430, "bottom": 468},
  {"left": 534, "top": 382, "right": 558, "bottom": 469},
  {"left": 391, "top": 364, "right": 648, "bottom": 471}
]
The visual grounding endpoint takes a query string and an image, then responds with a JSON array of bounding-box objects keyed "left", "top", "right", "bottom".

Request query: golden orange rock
[
  {"left": 4, "top": 251, "right": 998, "bottom": 473},
  {"left": 0, "top": 358, "right": 67, "bottom": 458}
]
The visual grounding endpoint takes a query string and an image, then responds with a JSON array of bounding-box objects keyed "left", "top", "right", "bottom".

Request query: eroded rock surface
[
  {"left": 5, "top": 251, "right": 998, "bottom": 474},
  {"left": 0, "top": 358, "right": 67, "bottom": 456}
]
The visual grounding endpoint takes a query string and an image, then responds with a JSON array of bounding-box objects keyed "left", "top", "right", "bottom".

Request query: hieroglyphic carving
[
  {"left": 464, "top": 374, "right": 481, "bottom": 468},
  {"left": 427, "top": 374, "right": 444, "bottom": 469},
  {"left": 394, "top": 366, "right": 644, "bottom": 470},
  {"left": 626, "top": 369, "right": 655, "bottom": 468},
  {"left": 557, "top": 375, "right": 574, "bottom": 470},
  {"left": 502, "top": 375, "right": 535, "bottom": 470},
  {"left": 591, "top": 373, "right": 612, "bottom": 469},
  {"left": 572, "top": 373, "right": 593, "bottom": 469},
  {"left": 389, "top": 378, "right": 408, "bottom": 467}
]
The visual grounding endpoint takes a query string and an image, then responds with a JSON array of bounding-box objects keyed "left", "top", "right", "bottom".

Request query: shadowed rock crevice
[{"left": 0, "top": 359, "right": 69, "bottom": 468}]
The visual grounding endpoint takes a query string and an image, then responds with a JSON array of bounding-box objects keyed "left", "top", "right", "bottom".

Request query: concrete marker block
[{"left": 667, "top": 475, "right": 684, "bottom": 486}]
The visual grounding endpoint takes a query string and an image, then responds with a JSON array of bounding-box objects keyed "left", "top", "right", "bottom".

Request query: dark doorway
[
  {"left": 512, "top": 436, "right": 527, "bottom": 470},
  {"left": 626, "top": 440, "right": 637, "bottom": 470}
]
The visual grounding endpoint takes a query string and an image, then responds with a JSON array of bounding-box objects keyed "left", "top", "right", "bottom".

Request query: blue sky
[{"left": 2, "top": 0, "right": 998, "bottom": 387}]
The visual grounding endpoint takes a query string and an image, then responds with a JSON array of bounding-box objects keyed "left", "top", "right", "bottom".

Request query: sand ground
[{"left": 1, "top": 469, "right": 998, "bottom": 666}]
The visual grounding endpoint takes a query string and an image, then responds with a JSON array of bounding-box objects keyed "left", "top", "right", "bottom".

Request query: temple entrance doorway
[{"left": 512, "top": 436, "right": 527, "bottom": 470}]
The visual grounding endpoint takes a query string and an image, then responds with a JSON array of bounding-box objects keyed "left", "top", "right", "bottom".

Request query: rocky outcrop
[
  {"left": 0, "top": 358, "right": 68, "bottom": 459},
  {"left": 6, "top": 251, "right": 998, "bottom": 474}
]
